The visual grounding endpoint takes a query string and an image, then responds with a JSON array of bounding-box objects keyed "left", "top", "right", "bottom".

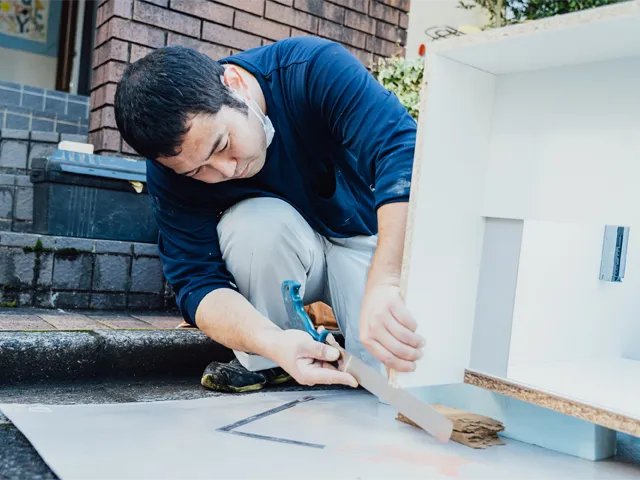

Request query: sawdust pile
[{"left": 397, "top": 405, "right": 505, "bottom": 449}]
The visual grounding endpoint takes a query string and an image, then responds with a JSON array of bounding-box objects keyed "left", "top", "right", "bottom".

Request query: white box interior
[{"left": 401, "top": 6, "right": 640, "bottom": 420}]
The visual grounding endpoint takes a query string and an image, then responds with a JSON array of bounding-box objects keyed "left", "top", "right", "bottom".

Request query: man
[{"left": 114, "top": 35, "right": 424, "bottom": 393}]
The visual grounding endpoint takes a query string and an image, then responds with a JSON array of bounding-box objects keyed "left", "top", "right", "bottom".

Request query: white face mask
[{"left": 221, "top": 75, "right": 275, "bottom": 149}]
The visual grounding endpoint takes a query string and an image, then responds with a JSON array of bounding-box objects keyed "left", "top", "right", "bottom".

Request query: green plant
[
  {"left": 373, "top": 55, "right": 424, "bottom": 120},
  {"left": 459, "top": 0, "right": 626, "bottom": 27}
]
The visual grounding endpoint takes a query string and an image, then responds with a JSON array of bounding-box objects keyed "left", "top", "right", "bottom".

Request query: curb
[{"left": 0, "top": 330, "right": 234, "bottom": 385}]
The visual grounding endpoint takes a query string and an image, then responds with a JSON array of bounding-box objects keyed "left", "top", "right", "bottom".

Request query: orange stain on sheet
[{"left": 361, "top": 446, "right": 472, "bottom": 478}]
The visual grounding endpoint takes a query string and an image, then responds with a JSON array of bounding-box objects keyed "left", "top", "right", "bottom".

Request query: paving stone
[
  {"left": 93, "top": 255, "right": 130, "bottom": 291},
  {"left": 88, "top": 315, "right": 155, "bottom": 329},
  {"left": 133, "top": 242, "right": 158, "bottom": 256},
  {"left": 90, "top": 293, "right": 127, "bottom": 310},
  {"left": 14, "top": 187, "right": 32, "bottom": 221},
  {"left": 28, "top": 142, "right": 57, "bottom": 169},
  {"left": 0, "top": 140, "right": 28, "bottom": 169},
  {"left": 51, "top": 291, "right": 90, "bottom": 309},
  {"left": 0, "top": 173, "right": 15, "bottom": 185},
  {"left": 10, "top": 221, "right": 34, "bottom": 233},
  {"left": 0, "top": 315, "right": 56, "bottom": 331},
  {"left": 131, "top": 257, "right": 164, "bottom": 293},
  {"left": 130, "top": 315, "right": 182, "bottom": 329},
  {"left": 30, "top": 131, "right": 60, "bottom": 143},
  {"left": 0, "top": 232, "right": 40, "bottom": 248},
  {"left": 54, "top": 236, "right": 94, "bottom": 252},
  {"left": 14, "top": 175, "right": 31, "bottom": 187},
  {"left": 36, "top": 252, "right": 54, "bottom": 286},
  {"left": 0, "top": 248, "right": 34, "bottom": 286},
  {"left": 95, "top": 239, "right": 132, "bottom": 254},
  {"left": 0, "top": 129, "right": 29, "bottom": 140},
  {"left": 38, "top": 314, "right": 111, "bottom": 330},
  {"left": 128, "top": 293, "right": 165, "bottom": 311},
  {"left": 52, "top": 253, "right": 93, "bottom": 290},
  {"left": 0, "top": 186, "right": 13, "bottom": 218}
]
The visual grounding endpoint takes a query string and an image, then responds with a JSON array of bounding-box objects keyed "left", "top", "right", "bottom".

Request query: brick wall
[{"left": 90, "top": 0, "right": 411, "bottom": 155}]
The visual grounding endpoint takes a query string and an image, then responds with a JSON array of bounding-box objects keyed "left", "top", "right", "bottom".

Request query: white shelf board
[
  {"left": 508, "top": 358, "right": 640, "bottom": 420},
  {"left": 428, "top": 1, "right": 640, "bottom": 74}
]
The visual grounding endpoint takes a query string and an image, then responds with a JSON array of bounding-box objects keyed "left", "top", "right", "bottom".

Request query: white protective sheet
[{"left": 1, "top": 389, "right": 638, "bottom": 480}]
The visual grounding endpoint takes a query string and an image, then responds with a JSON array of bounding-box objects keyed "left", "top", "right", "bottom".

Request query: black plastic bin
[{"left": 30, "top": 150, "right": 159, "bottom": 243}]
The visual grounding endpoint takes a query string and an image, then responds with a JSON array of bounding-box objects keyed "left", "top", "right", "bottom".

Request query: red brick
[
  {"left": 130, "top": 44, "right": 154, "bottom": 63},
  {"left": 366, "top": 35, "right": 401, "bottom": 56},
  {"left": 88, "top": 315, "right": 155, "bottom": 329},
  {"left": 92, "top": 61, "right": 127, "bottom": 89},
  {"left": 398, "top": 11, "right": 408, "bottom": 28},
  {"left": 379, "top": 0, "right": 410, "bottom": 12},
  {"left": 171, "top": 0, "right": 233, "bottom": 26},
  {"left": 272, "top": 0, "right": 294, "bottom": 5},
  {"left": 328, "top": 0, "right": 368, "bottom": 13},
  {"left": 122, "top": 140, "right": 139, "bottom": 155},
  {"left": 202, "top": 22, "right": 261, "bottom": 50},
  {"left": 369, "top": 1, "right": 398, "bottom": 24},
  {"left": 91, "top": 83, "right": 117, "bottom": 109},
  {"left": 376, "top": 19, "right": 406, "bottom": 44},
  {"left": 92, "top": 39, "right": 128, "bottom": 68},
  {"left": 262, "top": 38, "right": 274, "bottom": 46},
  {"left": 96, "top": 17, "right": 165, "bottom": 48},
  {"left": 291, "top": 27, "right": 312, "bottom": 36},
  {"left": 0, "top": 315, "right": 56, "bottom": 331},
  {"left": 133, "top": 0, "right": 200, "bottom": 37},
  {"left": 344, "top": 9, "right": 374, "bottom": 34},
  {"left": 215, "top": 0, "right": 265, "bottom": 16},
  {"left": 344, "top": 45, "right": 373, "bottom": 65},
  {"left": 96, "top": 0, "right": 132, "bottom": 27},
  {"left": 90, "top": 106, "right": 117, "bottom": 131},
  {"left": 265, "top": 1, "right": 318, "bottom": 33},
  {"left": 318, "top": 18, "right": 366, "bottom": 49},
  {"left": 167, "top": 33, "right": 231, "bottom": 59},
  {"left": 38, "top": 314, "right": 111, "bottom": 330},
  {"left": 294, "top": 0, "right": 345, "bottom": 23},
  {"left": 91, "top": 129, "right": 120, "bottom": 152},
  {"left": 234, "top": 11, "right": 290, "bottom": 41}
]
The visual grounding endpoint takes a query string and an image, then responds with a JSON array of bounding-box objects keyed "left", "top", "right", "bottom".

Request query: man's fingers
[
  {"left": 389, "top": 295, "right": 418, "bottom": 332},
  {"left": 377, "top": 326, "right": 423, "bottom": 361},
  {"left": 305, "top": 365, "right": 359, "bottom": 388},
  {"left": 384, "top": 315, "right": 424, "bottom": 349},
  {"left": 302, "top": 338, "right": 341, "bottom": 362},
  {"left": 366, "top": 339, "right": 416, "bottom": 372}
]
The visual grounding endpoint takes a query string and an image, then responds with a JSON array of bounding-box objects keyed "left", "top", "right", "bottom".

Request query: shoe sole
[{"left": 201, "top": 374, "right": 266, "bottom": 393}]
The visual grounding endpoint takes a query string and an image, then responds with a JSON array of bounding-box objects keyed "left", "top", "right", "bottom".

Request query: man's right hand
[{"left": 269, "top": 330, "right": 359, "bottom": 388}]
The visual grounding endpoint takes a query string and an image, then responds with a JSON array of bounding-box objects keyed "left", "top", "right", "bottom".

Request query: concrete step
[{"left": 0, "top": 309, "right": 234, "bottom": 385}]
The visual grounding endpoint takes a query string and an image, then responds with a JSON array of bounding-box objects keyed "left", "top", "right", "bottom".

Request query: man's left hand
[{"left": 359, "top": 281, "right": 424, "bottom": 372}]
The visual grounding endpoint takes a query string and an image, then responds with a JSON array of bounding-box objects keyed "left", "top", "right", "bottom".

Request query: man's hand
[
  {"left": 270, "top": 330, "right": 359, "bottom": 388},
  {"left": 359, "top": 281, "right": 424, "bottom": 372}
]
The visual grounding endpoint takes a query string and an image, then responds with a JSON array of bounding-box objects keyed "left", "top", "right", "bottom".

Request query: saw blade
[{"left": 336, "top": 345, "right": 454, "bottom": 442}]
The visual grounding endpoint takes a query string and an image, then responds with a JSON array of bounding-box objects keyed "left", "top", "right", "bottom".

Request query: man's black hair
[{"left": 114, "top": 45, "right": 247, "bottom": 160}]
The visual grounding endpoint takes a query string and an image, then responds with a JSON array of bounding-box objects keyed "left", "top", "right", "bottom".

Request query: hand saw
[{"left": 281, "top": 280, "right": 453, "bottom": 443}]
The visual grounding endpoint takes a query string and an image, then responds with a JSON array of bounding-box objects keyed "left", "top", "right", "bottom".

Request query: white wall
[
  {"left": 405, "top": 0, "right": 490, "bottom": 59},
  {"left": 0, "top": 47, "right": 57, "bottom": 89}
]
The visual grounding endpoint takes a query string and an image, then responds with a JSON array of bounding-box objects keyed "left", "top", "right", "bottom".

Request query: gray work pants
[{"left": 217, "top": 197, "right": 380, "bottom": 372}]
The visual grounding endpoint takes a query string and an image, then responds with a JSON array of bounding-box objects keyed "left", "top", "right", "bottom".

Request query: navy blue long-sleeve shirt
[{"left": 146, "top": 36, "right": 417, "bottom": 326}]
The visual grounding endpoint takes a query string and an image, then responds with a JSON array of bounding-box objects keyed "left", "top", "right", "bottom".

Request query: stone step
[
  {"left": 0, "top": 230, "right": 172, "bottom": 311},
  {"left": 0, "top": 310, "right": 233, "bottom": 385}
]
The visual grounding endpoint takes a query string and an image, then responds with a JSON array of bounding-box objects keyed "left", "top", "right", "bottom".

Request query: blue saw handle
[{"left": 281, "top": 280, "right": 329, "bottom": 343}]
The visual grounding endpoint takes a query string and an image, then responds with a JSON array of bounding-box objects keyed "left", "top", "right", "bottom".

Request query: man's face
[{"left": 157, "top": 105, "right": 267, "bottom": 183}]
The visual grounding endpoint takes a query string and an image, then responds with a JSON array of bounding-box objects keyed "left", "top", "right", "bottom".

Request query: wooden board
[
  {"left": 397, "top": 404, "right": 505, "bottom": 449},
  {"left": 464, "top": 369, "right": 640, "bottom": 437}
]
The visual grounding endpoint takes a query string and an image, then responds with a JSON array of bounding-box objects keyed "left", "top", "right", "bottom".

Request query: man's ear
[{"left": 223, "top": 66, "right": 249, "bottom": 95}]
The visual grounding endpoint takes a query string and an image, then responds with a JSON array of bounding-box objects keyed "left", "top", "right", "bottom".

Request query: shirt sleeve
[
  {"left": 146, "top": 163, "right": 238, "bottom": 327},
  {"left": 305, "top": 39, "right": 417, "bottom": 209}
]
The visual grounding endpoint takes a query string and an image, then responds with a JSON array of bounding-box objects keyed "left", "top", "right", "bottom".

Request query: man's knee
[{"left": 217, "top": 197, "right": 316, "bottom": 263}]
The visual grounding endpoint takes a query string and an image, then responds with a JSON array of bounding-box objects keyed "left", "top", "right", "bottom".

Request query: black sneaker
[{"left": 201, "top": 358, "right": 291, "bottom": 393}]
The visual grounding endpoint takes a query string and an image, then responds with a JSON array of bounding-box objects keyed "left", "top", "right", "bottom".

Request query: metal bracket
[{"left": 599, "top": 225, "right": 630, "bottom": 282}]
